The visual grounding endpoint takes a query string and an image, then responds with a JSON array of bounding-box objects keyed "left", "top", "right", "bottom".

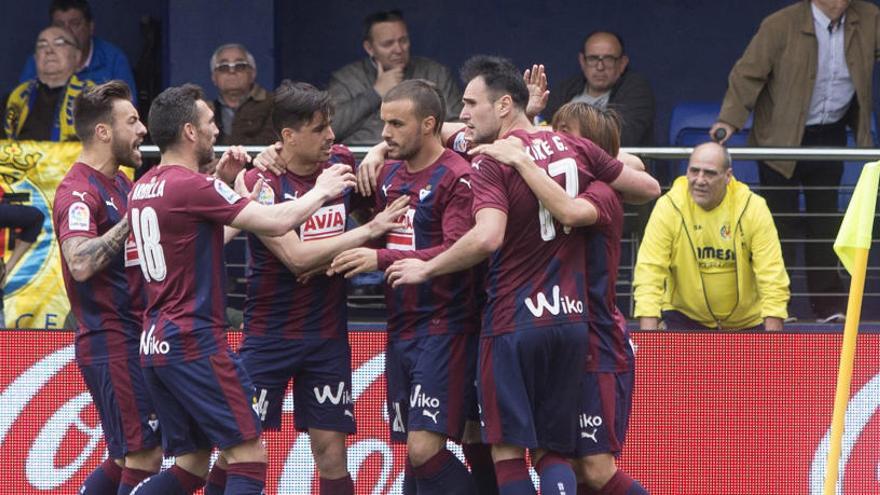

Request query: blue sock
[
  {"left": 597, "top": 470, "right": 648, "bottom": 495},
  {"left": 204, "top": 464, "right": 227, "bottom": 495},
  {"left": 413, "top": 448, "right": 476, "bottom": 495},
  {"left": 129, "top": 465, "right": 204, "bottom": 494},
  {"left": 402, "top": 460, "right": 417, "bottom": 495},
  {"left": 463, "top": 443, "right": 498, "bottom": 495},
  {"left": 81, "top": 458, "right": 122, "bottom": 494},
  {"left": 494, "top": 458, "right": 536, "bottom": 495},
  {"left": 118, "top": 467, "right": 153, "bottom": 495},
  {"left": 536, "top": 453, "right": 576, "bottom": 495},
  {"left": 224, "top": 462, "right": 266, "bottom": 495}
]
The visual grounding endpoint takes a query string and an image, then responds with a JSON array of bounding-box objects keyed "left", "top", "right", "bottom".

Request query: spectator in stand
[
  {"left": 328, "top": 9, "right": 462, "bottom": 145},
  {"left": 544, "top": 31, "right": 655, "bottom": 147},
  {"left": 19, "top": 0, "right": 136, "bottom": 98},
  {"left": 634, "top": 142, "right": 790, "bottom": 331},
  {"left": 4, "top": 26, "right": 93, "bottom": 141},
  {"left": 0, "top": 201, "right": 45, "bottom": 326},
  {"left": 711, "top": 0, "right": 880, "bottom": 323},
  {"left": 210, "top": 43, "right": 275, "bottom": 145}
]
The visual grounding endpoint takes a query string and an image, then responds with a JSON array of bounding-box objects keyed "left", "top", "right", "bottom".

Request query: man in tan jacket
[{"left": 711, "top": 0, "right": 880, "bottom": 323}]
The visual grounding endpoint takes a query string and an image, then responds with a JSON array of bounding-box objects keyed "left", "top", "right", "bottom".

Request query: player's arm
[
  {"left": 470, "top": 137, "right": 599, "bottom": 227},
  {"left": 441, "top": 122, "right": 466, "bottom": 144},
  {"left": 385, "top": 208, "right": 505, "bottom": 287},
  {"left": 61, "top": 218, "right": 130, "bottom": 282},
  {"left": 608, "top": 165, "right": 660, "bottom": 205},
  {"left": 259, "top": 195, "right": 409, "bottom": 275},
  {"left": 355, "top": 141, "right": 389, "bottom": 197},
  {"left": 230, "top": 164, "right": 356, "bottom": 236}
]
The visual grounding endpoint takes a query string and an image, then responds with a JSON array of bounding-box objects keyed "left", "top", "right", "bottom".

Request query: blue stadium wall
[{"left": 2, "top": 0, "right": 878, "bottom": 143}]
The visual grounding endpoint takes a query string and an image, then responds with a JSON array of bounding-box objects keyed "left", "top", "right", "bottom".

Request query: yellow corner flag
[
  {"left": 824, "top": 161, "right": 879, "bottom": 495},
  {"left": 833, "top": 161, "right": 879, "bottom": 274}
]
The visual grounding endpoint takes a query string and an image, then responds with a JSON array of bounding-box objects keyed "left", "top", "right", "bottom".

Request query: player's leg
[
  {"left": 219, "top": 438, "right": 268, "bottom": 495},
  {"left": 77, "top": 363, "right": 124, "bottom": 494},
  {"left": 491, "top": 444, "right": 535, "bottom": 495},
  {"left": 204, "top": 455, "right": 228, "bottom": 495},
  {"left": 297, "top": 337, "right": 356, "bottom": 494},
  {"left": 385, "top": 338, "right": 416, "bottom": 494},
  {"left": 118, "top": 446, "right": 163, "bottom": 495},
  {"left": 462, "top": 419, "right": 498, "bottom": 495},
  {"left": 406, "top": 334, "right": 476, "bottom": 494}
]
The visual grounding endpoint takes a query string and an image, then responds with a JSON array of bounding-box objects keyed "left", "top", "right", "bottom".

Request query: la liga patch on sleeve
[
  {"left": 68, "top": 202, "right": 90, "bottom": 231},
  {"left": 213, "top": 178, "right": 242, "bottom": 204}
]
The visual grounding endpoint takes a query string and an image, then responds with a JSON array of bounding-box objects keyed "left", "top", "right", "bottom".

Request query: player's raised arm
[{"left": 230, "top": 163, "right": 356, "bottom": 236}]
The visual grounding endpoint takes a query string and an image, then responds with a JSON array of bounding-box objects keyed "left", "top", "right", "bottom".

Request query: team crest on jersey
[
  {"left": 124, "top": 232, "right": 140, "bottom": 267},
  {"left": 67, "top": 202, "right": 90, "bottom": 231},
  {"left": 720, "top": 223, "right": 731, "bottom": 240},
  {"left": 418, "top": 184, "right": 432, "bottom": 202},
  {"left": 257, "top": 183, "right": 275, "bottom": 205},
  {"left": 212, "top": 178, "right": 241, "bottom": 204},
  {"left": 386, "top": 207, "right": 416, "bottom": 251},
  {"left": 301, "top": 203, "right": 346, "bottom": 241}
]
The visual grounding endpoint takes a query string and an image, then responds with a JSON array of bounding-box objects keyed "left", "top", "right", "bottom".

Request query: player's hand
[
  {"left": 314, "top": 163, "right": 356, "bottom": 199},
  {"left": 296, "top": 264, "right": 328, "bottom": 284},
  {"left": 356, "top": 142, "right": 388, "bottom": 196},
  {"left": 328, "top": 248, "right": 378, "bottom": 278},
  {"left": 252, "top": 141, "right": 286, "bottom": 175},
  {"left": 368, "top": 195, "right": 410, "bottom": 239},
  {"left": 709, "top": 122, "right": 735, "bottom": 145},
  {"left": 524, "top": 64, "right": 549, "bottom": 121},
  {"left": 215, "top": 145, "right": 252, "bottom": 184},
  {"left": 385, "top": 258, "right": 430, "bottom": 287},
  {"left": 373, "top": 62, "right": 404, "bottom": 98},
  {"left": 234, "top": 170, "right": 264, "bottom": 201},
  {"left": 470, "top": 137, "right": 531, "bottom": 170}
]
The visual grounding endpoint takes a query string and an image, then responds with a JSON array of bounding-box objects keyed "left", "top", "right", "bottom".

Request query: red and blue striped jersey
[
  {"left": 241, "top": 145, "right": 364, "bottom": 339},
  {"left": 54, "top": 162, "right": 145, "bottom": 365},
  {"left": 127, "top": 165, "right": 249, "bottom": 366},
  {"left": 470, "top": 129, "right": 623, "bottom": 336},
  {"left": 375, "top": 148, "right": 480, "bottom": 339}
]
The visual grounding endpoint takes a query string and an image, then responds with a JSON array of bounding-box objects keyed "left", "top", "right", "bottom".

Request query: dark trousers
[{"left": 758, "top": 121, "right": 847, "bottom": 317}]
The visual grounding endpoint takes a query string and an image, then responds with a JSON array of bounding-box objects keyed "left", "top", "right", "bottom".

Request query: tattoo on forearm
[{"left": 62, "top": 218, "right": 130, "bottom": 277}]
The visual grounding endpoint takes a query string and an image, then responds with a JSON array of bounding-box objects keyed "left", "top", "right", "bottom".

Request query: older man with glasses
[
  {"left": 3, "top": 25, "right": 94, "bottom": 141},
  {"left": 209, "top": 43, "right": 275, "bottom": 145},
  {"left": 544, "top": 31, "right": 655, "bottom": 147}
]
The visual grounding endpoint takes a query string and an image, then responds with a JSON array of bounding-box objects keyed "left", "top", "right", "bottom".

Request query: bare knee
[
  {"left": 175, "top": 450, "right": 213, "bottom": 479},
  {"left": 309, "top": 429, "right": 348, "bottom": 479},
  {"left": 578, "top": 453, "right": 617, "bottom": 489},
  {"left": 222, "top": 438, "right": 267, "bottom": 465},
  {"left": 407, "top": 431, "right": 446, "bottom": 467},
  {"left": 125, "top": 446, "right": 164, "bottom": 473}
]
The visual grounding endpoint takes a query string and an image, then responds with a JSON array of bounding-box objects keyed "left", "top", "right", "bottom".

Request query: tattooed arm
[{"left": 61, "top": 218, "right": 131, "bottom": 282}]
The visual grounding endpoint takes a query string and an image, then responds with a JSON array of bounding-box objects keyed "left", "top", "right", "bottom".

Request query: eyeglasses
[
  {"left": 214, "top": 61, "right": 252, "bottom": 74},
  {"left": 35, "top": 37, "right": 76, "bottom": 51},
  {"left": 584, "top": 54, "right": 621, "bottom": 67}
]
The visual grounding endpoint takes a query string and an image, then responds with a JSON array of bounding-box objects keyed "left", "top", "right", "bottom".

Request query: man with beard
[
  {"left": 330, "top": 79, "right": 480, "bottom": 494},
  {"left": 385, "top": 56, "right": 659, "bottom": 495},
  {"left": 227, "top": 80, "right": 408, "bottom": 495},
  {"left": 53, "top": 80, "right": 162, "bottom": 494},
  {"left": 126, "top": 83, "right": 355, "bottom": 495}
]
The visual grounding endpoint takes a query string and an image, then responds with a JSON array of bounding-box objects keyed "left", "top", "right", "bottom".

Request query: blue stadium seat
[{"left": 668, "top": 102, "right": 759, "bottom": 185}]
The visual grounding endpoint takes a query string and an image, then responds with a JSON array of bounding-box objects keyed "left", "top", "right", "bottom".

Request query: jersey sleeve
[
  {"left": 471, "top": 155, "right": 509, "bottom": 215},
  {"left": 376, "top": 173, "right": 475, "bottom": 269},
  {"left": 187, "top": 174, "right": 251, "bottom": 224},
  {"left": 578, "top": 180, "right": 623, "bottom": 228},
  {"left": 54, "top": 182, "right": 101, "bottom": 242},
  {"left": 329, "top": 144, "right": 356, "bottom": 167},
  {"left": 445, "top": 128, "right": 471, "bottom": 161}
]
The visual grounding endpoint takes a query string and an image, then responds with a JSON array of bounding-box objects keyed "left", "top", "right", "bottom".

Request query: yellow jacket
[{"left": 633, "top": 176, "right": 790, "bottom": 329}]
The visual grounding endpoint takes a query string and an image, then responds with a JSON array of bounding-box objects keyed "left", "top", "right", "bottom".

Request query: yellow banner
[{"left": 0, "top": 141, "right": 81, "bottom": 328}]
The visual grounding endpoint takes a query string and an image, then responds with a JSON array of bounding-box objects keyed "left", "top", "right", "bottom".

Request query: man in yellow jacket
[{"left": 634, "top": 142, "right": 790, "bottom": 330}]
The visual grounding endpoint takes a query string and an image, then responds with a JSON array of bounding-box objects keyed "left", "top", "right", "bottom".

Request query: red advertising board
[{"left": 1, "top": 330, "right": 878, "bottom": 494}]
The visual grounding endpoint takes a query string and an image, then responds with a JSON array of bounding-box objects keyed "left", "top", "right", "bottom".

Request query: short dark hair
[
  {"left": 73, "top": 80, "right": 132, "bottom": 142},
  {"left": 459, "top": 55, "right": 528, "bottom": 111},
  {"left": 50, "top": 0, "right": 93, "bottom": 21},
  {"left": 148, "top": 84, "right": 205, "bottom": 153},
  {"left": 582, "top": 31, "right": 625, "bottom": 55},
  {"left": 272, "top": 80, "right": 333, "bottom": 135},
  {"left": 363, "top": 9, "right": 404, "bottom": 41},
  {"left": 384, "top": 79, "right": 445, "bottom": 134}
]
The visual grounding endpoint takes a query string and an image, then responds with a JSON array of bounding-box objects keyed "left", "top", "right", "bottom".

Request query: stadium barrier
[{"left": 3, "top": 327, "right": 879, "bottom": 494}]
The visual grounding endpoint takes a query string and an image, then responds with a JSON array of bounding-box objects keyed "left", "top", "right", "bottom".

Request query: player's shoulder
[
  {"left": 328, "top": 144, "right": 355, "bottom": 166},
  {"left": 437, "top": 148, "right": 473, "bottom": 176}
]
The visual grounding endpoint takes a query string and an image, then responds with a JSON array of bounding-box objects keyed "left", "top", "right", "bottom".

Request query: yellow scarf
[{"left": 3, "top": 74, "right": 93, "bottom": 141}]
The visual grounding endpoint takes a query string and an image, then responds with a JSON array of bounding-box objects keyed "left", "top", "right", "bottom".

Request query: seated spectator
[
  {"left": 633, "top": 142, "right": 789, "bottom": 331},
  {"left": 0, "top": 200, "right": 45, "bottom": 325},
  {"left": 328, "top": 9, "right": 462, "bottom": 145},
  {"left": 4, "top": 26, "right": 93, "bottom": 141},
  {"left": 210, "top": 43, "right": 275, "bottom": 145},
  {"left": 544, "top": 31, "right": 655, "bottom": 146},
  {"left": 19, "top": 0, "right": 136, "bottom": 98}
]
